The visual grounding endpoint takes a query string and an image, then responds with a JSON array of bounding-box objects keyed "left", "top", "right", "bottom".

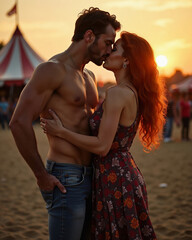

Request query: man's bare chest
[{"left": 57, "top": 73, "right": 98, "bottom": 108}]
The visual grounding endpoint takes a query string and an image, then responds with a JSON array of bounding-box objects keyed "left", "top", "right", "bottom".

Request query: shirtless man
[{"left": 10, "top": 7, "right": 120, "bottom": 240}]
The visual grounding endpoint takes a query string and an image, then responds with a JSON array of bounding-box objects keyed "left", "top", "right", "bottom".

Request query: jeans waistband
[{"left": 46, "top": 160, "right": 93, "bottom": 176}]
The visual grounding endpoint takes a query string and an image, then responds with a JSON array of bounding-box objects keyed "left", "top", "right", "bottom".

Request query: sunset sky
[{"left": 1, "top": 0, "right": 192, "bottom": 82}]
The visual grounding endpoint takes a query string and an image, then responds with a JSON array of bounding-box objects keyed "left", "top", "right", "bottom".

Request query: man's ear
[{"left": 84, "top": 30, "right": 95, "bottom": 43}]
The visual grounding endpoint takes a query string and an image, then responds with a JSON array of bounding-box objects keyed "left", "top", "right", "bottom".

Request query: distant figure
[
  {"left": 180, "top": 93, "right": 191, "bottom": 141},
  {"left": 41, "top": 32, "right": 167, "bottom": 239},
  {"left": 9, "top": 97, "right": 18, "bottom": 118},
  {"left": 163, "top": 92, "right": 180, "bottom": 142},
  {"left": 0, "top": 96, "right": 9, "bottom": 129}
]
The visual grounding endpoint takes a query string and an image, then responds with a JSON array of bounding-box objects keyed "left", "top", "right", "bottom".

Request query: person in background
[
  {"left": 41, "top": 31, "right": 167, "bottom": 239},
  {"left": 9, "top": 97, "right": 18, "bottom": 118},
  {"left": 163, "top": 91, "right": 180, "bottom": 142},
  {"left": 0, "top": 96, "right": 10, "bottom": 130},
  {"left": 180, "top": 93, "right": 191, "bottom": 141}
]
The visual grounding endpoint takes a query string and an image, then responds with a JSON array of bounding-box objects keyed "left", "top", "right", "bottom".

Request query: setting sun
[{"left": 156, "top": 55, "right": 168, "bottom": 68}]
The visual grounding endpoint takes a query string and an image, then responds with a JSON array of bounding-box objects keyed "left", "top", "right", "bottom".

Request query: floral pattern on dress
[{"left": 90, "top": 102, "right": 157, "bottom": 240}]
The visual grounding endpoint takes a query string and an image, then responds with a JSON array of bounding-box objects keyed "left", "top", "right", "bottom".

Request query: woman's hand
[{"left": 40, "top": 109, "right": 63, "bottom": 137}]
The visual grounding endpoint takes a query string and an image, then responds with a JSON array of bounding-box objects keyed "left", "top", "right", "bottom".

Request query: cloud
[
  {"left": 154, "top": 18, "right": 173, "bottom": 27},
  {"left": 157, "top": 39, "right": 192, "bottom": 51},
  {"left": 103, "top": 0, "right": 192, "bottom": 11}
]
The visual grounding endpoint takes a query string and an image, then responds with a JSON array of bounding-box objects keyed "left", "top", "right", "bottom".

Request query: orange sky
[{"left": 1, "top": 0, "right": 192, "bottom": 82}]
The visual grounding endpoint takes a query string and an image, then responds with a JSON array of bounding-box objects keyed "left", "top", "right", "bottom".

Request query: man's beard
[{"left": 88, "top": 39, "right": 104, "bottom": 66}]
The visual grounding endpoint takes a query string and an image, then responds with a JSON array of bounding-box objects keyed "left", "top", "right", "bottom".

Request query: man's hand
[{"left": 37, "top": 171, "right": 66, "bottom": 193}]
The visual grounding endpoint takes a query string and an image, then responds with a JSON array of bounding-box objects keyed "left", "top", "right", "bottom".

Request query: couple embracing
[{"left": 10, "top": 7, "right": 166, "bottom": 240}]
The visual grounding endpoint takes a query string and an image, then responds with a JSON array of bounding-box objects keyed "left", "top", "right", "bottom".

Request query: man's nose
[{"left": 107, "top": 46, "right": 112, "bottom": 54}]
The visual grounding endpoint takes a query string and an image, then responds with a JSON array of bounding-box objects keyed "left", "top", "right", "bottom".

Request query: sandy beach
[{"left": 0, "top": 123, "right": 191, "bottom": 240}]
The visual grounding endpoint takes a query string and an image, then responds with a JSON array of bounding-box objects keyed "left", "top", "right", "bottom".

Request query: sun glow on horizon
[{"left": 156, "top": 55, "right": 168, "bottom": 67}]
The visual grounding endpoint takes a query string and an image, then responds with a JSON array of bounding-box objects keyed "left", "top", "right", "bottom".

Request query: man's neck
[{"left": 64, "top": 42, "right": 90, "bottom": 71}]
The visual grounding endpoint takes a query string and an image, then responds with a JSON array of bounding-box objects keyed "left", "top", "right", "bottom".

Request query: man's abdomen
[{"left": 47, "top": 136, "right": 91, "bottom": 166}]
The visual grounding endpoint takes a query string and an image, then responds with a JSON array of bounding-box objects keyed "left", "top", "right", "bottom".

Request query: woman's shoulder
[
  {"left": 106, "top": 84, "right": 137, "bottom": 103},
  {"left": 103, "top": 86, "right": 123, "bottom": 110},
  {"left": 106, "top": 84, "right": 130, "bottom": 95},
  {"left": 105, "top": 85, "right": 125, "bottom": 102},
  {"left": 104, "top": 85, "right": 136, "bottom": 111}
]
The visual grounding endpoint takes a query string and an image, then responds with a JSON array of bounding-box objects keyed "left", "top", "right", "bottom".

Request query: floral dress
[{"left": 89, "top": 101, "right": 157, "bottom": 240}]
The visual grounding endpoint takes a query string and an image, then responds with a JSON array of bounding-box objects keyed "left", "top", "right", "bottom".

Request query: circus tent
[
  {"left": 0, "top": 25, "right": 44, "bottom": 87},
  {"left": 170, "top": 76, "right": 192, "bottom": 92}
]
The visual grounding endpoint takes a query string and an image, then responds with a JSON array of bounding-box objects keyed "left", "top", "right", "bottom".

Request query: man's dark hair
[{"left": 72, "top": 7, "right": 121, "bottom": 42}]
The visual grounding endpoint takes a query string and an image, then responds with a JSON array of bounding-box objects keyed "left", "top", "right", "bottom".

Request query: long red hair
[{"left": 121, "top": 32, "right": 167, "bottom": 151}]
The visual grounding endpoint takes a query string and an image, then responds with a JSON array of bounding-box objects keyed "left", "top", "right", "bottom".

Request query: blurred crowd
[{"left": 163, "top": 92, "right": 192, "bottom": 142}]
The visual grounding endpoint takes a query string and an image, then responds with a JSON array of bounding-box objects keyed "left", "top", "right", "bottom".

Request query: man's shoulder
[
  {"left": 25, "top": 61, "right": 66, "bottom": 92},
  {"left": 36, "top": 60, "right": 65, "bottom": 76},
  {"left": 32, "top": 60, "right": 66, "bottom": 84},
  {"left": 84, "top": 68, "right": 96, "bottom": 82}
]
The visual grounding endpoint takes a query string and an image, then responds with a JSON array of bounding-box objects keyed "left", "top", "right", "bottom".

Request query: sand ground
[{"left": 0, "top": 123, "right": 191, "bottom": 240}]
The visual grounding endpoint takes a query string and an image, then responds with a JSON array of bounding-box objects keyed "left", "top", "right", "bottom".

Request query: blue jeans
[
  {"left": 0, "top": 113, "right": 9, "bottom": 129},
  {"left": 163, "top": 117, "right": 173, "bottom": 138},
  {"left": 40, "top": 160, "right": 92, "bottom": 240}
]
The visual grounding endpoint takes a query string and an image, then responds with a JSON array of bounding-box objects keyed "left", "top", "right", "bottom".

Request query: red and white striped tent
[{"left": 0, "top": 25, "right": 44, "bottom": 87}]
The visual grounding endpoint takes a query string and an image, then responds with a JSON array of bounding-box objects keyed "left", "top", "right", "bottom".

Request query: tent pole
[{"left": 16, "top": 0, "right": 19, "bottom": 26}]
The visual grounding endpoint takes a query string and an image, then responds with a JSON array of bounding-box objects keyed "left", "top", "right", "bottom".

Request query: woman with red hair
[{"left": 41, "top": 32, "right": 166, "bottom": 239}]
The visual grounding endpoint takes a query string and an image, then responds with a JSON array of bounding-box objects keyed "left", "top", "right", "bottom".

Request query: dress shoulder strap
[{"left": 124, "top": 84, "right": 139, "bottom": 111}]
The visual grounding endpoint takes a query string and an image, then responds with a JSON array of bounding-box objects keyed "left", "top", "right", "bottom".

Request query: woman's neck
[{"left": 114, "top": 70, "right": 131, "bottom": 85}]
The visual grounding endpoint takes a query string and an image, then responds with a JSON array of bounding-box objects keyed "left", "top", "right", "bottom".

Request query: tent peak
[
  {"left": 13, "top": 25, "right": 22, "bottom": 37},
  {"left": 0, "top": 24, "right": 44, "bottom": 86}
]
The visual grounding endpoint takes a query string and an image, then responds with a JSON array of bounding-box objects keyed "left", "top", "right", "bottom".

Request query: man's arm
[{"left": 9, "top": 62, "right": 66, "bottom": 193}]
